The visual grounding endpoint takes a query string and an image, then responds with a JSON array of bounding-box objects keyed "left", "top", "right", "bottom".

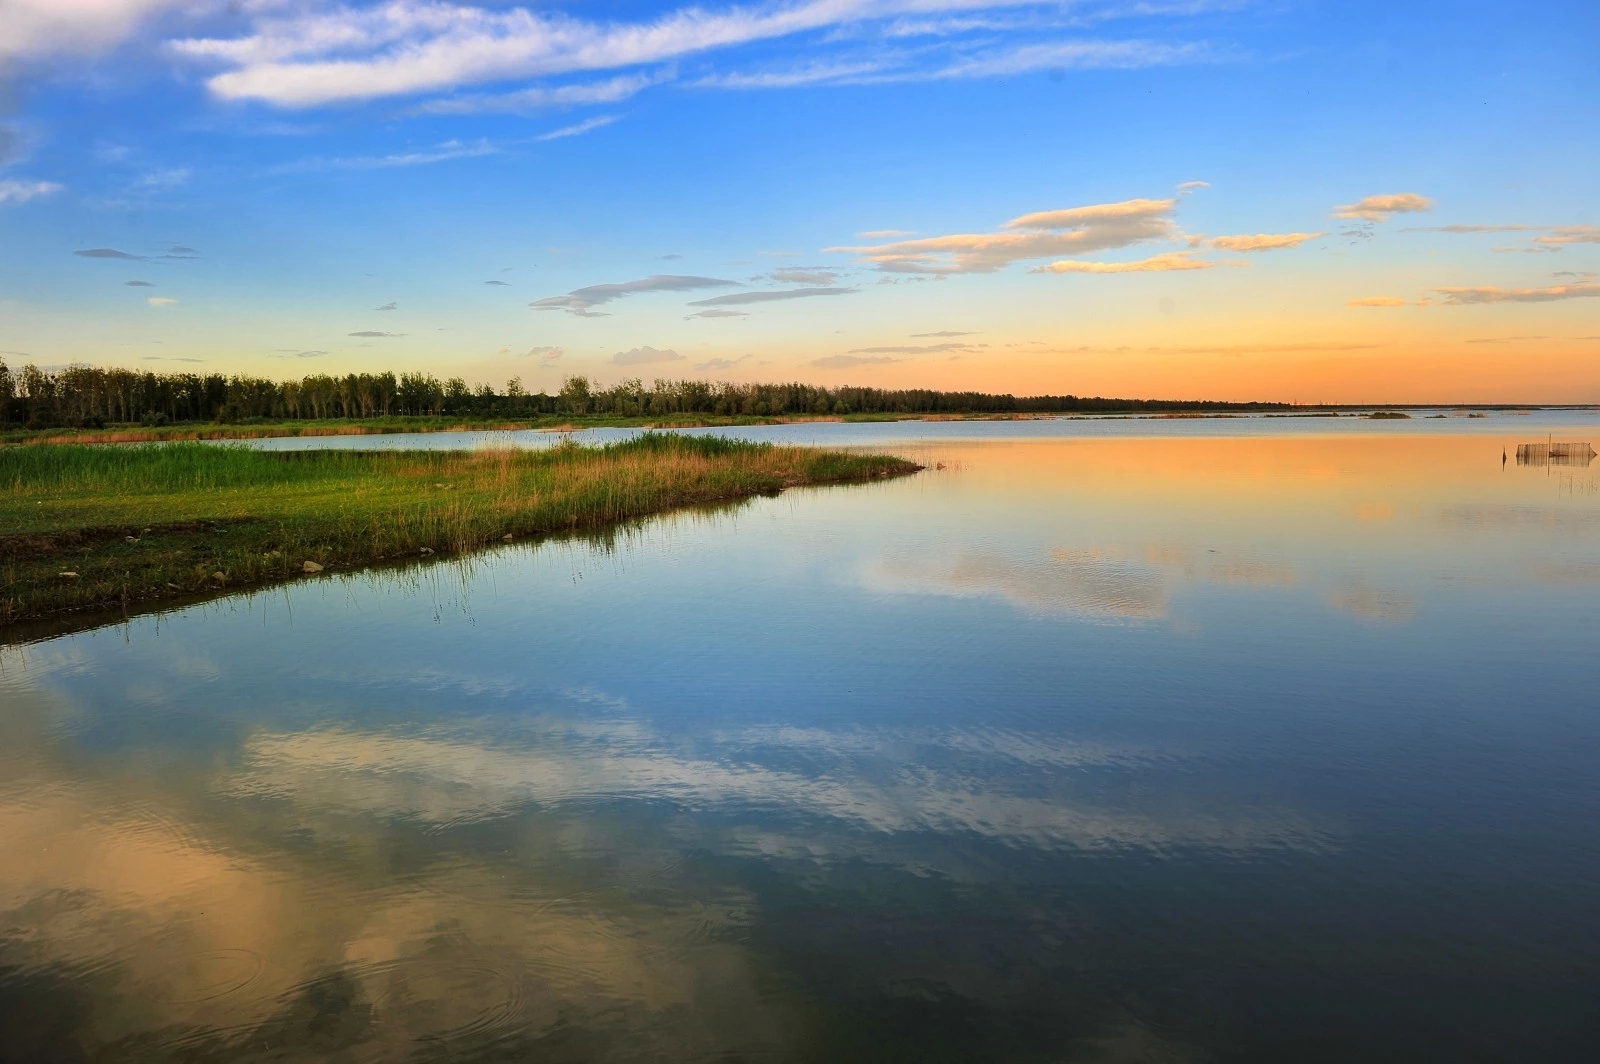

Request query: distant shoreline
[{"left": 6, "top": 406, "right": 1595, "bottom": 447}]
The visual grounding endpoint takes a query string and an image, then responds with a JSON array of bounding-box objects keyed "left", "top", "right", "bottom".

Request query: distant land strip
[
  {"left": 3, "top": 360, "right": 1585, "bottom": 445},
  {"left": 1, "top": 360, "right": 1292, "bottom": 433}
]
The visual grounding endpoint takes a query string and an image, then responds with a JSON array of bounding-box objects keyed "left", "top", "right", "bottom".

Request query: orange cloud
[
  {"left": 1333, "top": 193, "right": 1434, "bottom": 222},
  {"left": 1533, "top": 225, "right": 1600, "bottom": 246},
  {"left": 1347, "top": 296, "right": 1407, "bottom": 307},
  {"left": 831, "top": 198, "right": 1177, "bottom": 274},
  {"left": 1031, "top": 251, "right": 1217, "bottom": 274},
  {"left": 1211, "top": 232, "right": 1324, "bottom": 252}
]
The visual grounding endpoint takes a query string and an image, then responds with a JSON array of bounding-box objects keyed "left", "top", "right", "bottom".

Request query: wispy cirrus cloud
[
  {"left": 848, "top": 342, "right": 974, "bottom": 354},
  {"left": 811, "top": 353, "right": 900, "bottom": 368},
  {"left": 417, "top": 73, "right": 662, "bottom": 115},
  {"left": 688, "top": 286, "right": 855, "bottom": 306},
  {"left": 1433, "top": 283, "right": 1600, "bottom": 305},
  {"left": 535, "top": 115, "right": 618, "bottom": 141},
  {"left": 769, "top": 267, "right": 840, "bottom": 285},
  {"left": 168, "top": 0, "right": 1220, "bottom": 108},
  {"left": 1347, "top": 296, "right": 1407, "bottom": 307},
  {"left": 1405, "top": 224, "right": 1536, "bottom": 234},
  {"left": 834, "top": 198, "right": 1178, "bottom": 274},
  {"left": 532, "top": 274, "right": 737, "bottom": 315},
  {"left": 1406, "top": 222, "right": 1599, "bottom": 252},
  {"left": 700, "top": 37, "right": 1203, "bottom": 90},
  {"left": 1332, "top": 193, "right": 1433, "bottom": 222},
  {"left": 696, "top": 59, "right": 888, "bottom": 90},
  {"left": 275, "top": 139, "right": 499, "bottom": 173}
]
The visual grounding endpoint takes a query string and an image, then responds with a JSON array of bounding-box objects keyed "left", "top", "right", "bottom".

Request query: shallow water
[
  {"left": 4, "top": 424, "right": 1599, "bottom": 1061},
  {"left": 238, "top": 407, "right": 1600, "bottom": 451}
]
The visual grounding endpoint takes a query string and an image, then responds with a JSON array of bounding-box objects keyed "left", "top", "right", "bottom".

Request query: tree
[{"left": 558, "top": 375, "right": 592, "bottom": 415}]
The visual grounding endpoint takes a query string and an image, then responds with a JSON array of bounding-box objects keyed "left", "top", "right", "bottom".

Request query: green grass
[
  {"left": 1, "top": 434, "right": 918, "bottom": 627},
  {"left": 0, "top": 410, "right": 979, "bottom": 446},
  {"left": 0, "top": 406, "right": 934, "bottom": 438}
]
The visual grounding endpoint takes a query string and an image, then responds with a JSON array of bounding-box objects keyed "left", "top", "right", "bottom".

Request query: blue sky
[{"left": 2, "top": 0, "right": 1597, "bottom": 401}]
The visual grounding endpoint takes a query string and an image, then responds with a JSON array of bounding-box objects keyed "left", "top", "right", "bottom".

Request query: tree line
[{"left": 0, "top": 358, "right": 1288, "bottom": 428}]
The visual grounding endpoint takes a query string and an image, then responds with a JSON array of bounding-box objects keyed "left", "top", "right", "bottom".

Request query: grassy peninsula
[{"left": 1, "top": 434, "right": 917, "bottom": 627}]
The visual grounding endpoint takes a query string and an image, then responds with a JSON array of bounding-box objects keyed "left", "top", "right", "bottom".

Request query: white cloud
[
  {"left": 1332, "top": 193, "right": 1434, "bottom": 222},
  {"left": 0, "top": 179, "right": 63, "bottom": 205},
  {"left": 133, "top": 166, "right": 190, "bottom": 191},
  {"left": 535, "top": 114, "right": 617, "bottom": 141},
  {"left": 170, "top": 0, "right": 1214, "bottom": 108},
  {"left": 611, "top": 345, "right": 683, "bottom": 365},
  {"left": 924, "top": 37, "right": 1204, "bottom": 80},
  {"left": 700, "top": 36, "right": 1207, "bottom": 89},
  {"left": 1031, "top": 251, "right": 1218, "bottom": 273},
  {"left": 147, "top": 296, "right": 177, "bottom": 306},
  {"left": 1177, "top": 180, "right": 1208, "bottom": 194},
  {"left": 282, "top": 139, "right": 499, "bottom": 172},
  {"left": 696, "top": 59, "right": 888, "bottom": 90},
  {"left": 1, "top": 0, "right": 185, "bottom": 62},
  {"left": 1210, "top": 232, "right": 1323, "bottom": 252},
  {"left": 835, "top": 198, "right": 1177, "bottom": 274},
  {"left": 417, "top": 72, "right": 662, "bottom": 115},
  {"left": 1433, "top": 283, "right": 1600, "bottom": 305}
]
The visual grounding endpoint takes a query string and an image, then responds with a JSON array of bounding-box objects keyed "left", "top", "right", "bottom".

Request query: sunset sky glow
[{"left": 1, "top": 0, "right": 1597, "bottom": 402}]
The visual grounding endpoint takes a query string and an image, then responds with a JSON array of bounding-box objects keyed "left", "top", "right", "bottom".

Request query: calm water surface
[{"left": 3, "top": 424, "right": 1599, "bottom": 1061}]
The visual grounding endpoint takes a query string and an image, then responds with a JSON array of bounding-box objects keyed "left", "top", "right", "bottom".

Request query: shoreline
[
  {"left": 1, "top": 435, "right": 919, "bottom": 633},
  {"left": 6, "top": 405, "right": 1593, "bottom": 448}
]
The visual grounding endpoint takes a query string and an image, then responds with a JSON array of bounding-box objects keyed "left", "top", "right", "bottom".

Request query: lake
[{"left": 3, "top": 418, "right": 1598, "bottom": 1061}]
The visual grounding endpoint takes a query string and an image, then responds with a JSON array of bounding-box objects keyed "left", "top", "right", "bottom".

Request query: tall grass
[{"left": 1, "top": 434, "right": 918, "bottom": 626}]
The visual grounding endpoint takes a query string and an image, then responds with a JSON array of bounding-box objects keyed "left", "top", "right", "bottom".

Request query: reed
[{"left": 0, "top": 434, "right": 917, "bottom": 626}]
